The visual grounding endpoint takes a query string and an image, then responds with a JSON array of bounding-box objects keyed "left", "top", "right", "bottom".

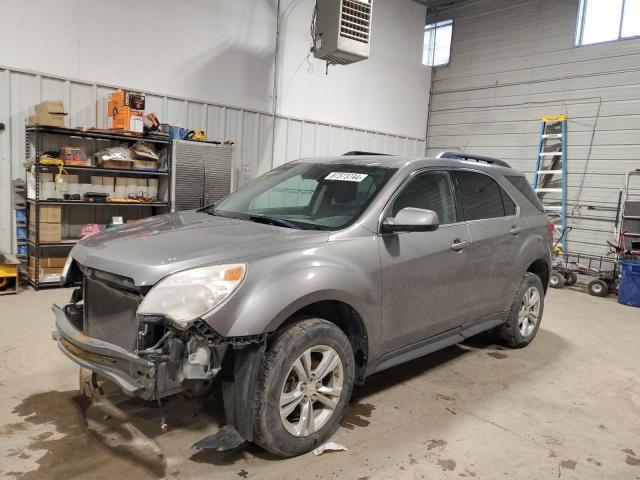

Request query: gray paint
[
  {"left": 67, "top": 155, "right": 551, "bottom": 373},
  {"left": 425, "top": 0, "right": 640, "bottom": 255}
]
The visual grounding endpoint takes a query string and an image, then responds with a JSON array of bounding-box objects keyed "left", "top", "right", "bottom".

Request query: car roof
[{"left": 291, "top": 155, "right": 520, "bottom": 176}]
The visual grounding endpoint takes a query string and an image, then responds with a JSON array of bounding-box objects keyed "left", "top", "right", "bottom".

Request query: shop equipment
[
  {"left": 533, "top": 115, "right": 568, "bottom": 253},
  {"left": 0, "top": 253, "right": 20, "bottom": 295},
  {"left": 613, "top": 169, "right": 640, "bottom": 258},
  {"left": 313, "top": 0, "right": 372, "bottom": 65}
]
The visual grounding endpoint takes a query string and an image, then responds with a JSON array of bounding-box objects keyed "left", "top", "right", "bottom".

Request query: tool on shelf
[{"left": 533, "top": 115, "right": 568, "bottom": 253}]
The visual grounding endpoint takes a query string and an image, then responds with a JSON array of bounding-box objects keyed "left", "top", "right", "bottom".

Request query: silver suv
[{"left": 54, "top": 151, "right": 552, "bottom": 457}]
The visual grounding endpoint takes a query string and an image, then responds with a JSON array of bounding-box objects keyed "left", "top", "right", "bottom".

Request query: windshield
[{"left": 206, "top": 163, "right": 397, "bottom": 230}]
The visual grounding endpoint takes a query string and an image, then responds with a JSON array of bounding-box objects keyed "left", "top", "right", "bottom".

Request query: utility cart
[{"left": 550, "top": 252, "right": 619, "bottom": 297}]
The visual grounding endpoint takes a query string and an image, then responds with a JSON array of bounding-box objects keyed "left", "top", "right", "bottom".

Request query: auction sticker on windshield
[{"left": 325, "top": 172, "right": 368, "bottom": 182}]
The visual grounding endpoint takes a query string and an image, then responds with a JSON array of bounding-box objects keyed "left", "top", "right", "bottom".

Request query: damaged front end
[{"left": 53, "top": 260, "right": 267, "bottom": 447}]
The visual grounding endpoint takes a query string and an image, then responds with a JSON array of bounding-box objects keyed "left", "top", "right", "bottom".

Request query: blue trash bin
[{"left": 618, "top": 260, "right": 640, "bottom": 308}]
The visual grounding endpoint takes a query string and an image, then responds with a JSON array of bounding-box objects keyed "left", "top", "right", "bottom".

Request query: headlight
[{"left": 137, "top": 264, "right": 246, "bottom": 327}]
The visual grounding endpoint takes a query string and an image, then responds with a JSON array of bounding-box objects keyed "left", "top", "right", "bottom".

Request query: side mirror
[{"left": 382, "top": 207, "right": 440, "bottom": 233}]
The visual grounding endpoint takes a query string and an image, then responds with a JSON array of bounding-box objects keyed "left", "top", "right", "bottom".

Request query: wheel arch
[
  {"left": 279, "top": 299, "right": 369, "bottom": 385},
  {"left": 527, "top": 258, "right": 550, "bottom": 292}
]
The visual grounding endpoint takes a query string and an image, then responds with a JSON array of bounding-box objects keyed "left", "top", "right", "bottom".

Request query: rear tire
[
  {"left": 253, "top": 318, "right": 355, "bottom": 457},
  {"left": 495, "top": 272, "right": 545, "bottom": 348},
  {"left": 79, "top": 367, "right": 104, "bottom": 399},
  {"left": 565, "top": 271, "right": 578, "bottom": 286},
  {"left": 588, "top": 279, "right": 608, "bottom": 297},
  {"left": 549, "top": 271, "right": 565, "bottom": 289}
]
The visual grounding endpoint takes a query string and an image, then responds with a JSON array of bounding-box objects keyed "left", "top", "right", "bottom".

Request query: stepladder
[{"left": 533, "top": 115, "right": 567, "bottom": 253}]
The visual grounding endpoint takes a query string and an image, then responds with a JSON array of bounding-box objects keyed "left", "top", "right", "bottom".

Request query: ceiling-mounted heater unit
[{"left": 313, "top": 0, "right": 372, "bottom": 65}]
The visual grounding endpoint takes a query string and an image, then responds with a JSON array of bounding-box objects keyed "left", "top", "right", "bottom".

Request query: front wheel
[
  {"left": 588, "top": 279, "right": 608, "bottom": 297},
  {"left": 79, "top": 367, "right": 105, "bottom": 399},
  {"left": 253, "top": 318, "right": 355, "bottom": 457},
  {"left": 549, "top": 271, "right": 565, "bottom": 288},
  {"left": 495, "top": 272, "right": 545, "bottom": 348}
]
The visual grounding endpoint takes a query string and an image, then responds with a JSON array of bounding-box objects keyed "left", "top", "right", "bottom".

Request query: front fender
[{"left": 202, "top": 239, "right": 382, "bottom": 359}]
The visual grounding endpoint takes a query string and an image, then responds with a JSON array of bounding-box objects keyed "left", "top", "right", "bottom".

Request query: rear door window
[
  {"left": 504, "top": 175, "right": 545, "bottom": 212},
  {"left": 454, "top": 171, "right": 515, "bottom": 221}
]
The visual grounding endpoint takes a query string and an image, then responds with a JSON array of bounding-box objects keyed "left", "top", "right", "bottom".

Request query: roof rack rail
[
  {"left": 437, "top": 151, "right": 511, "bottom": 168},
  {"left": 343, "top": 151, "right": 392, "bottom": 156}
]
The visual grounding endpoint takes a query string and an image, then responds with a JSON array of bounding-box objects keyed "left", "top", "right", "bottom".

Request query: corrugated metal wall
[
  {"left": 425, "top": 0, "right": 640, "bottom": 256},
  {"left": 0, "top": 66, "right": 426, "bottom": 253}
]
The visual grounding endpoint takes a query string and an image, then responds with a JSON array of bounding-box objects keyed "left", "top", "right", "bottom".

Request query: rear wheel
[
  {"left": 588, "top": 279, "right": 608, "bottom": 297},
  {"left": 253, "top": 318, "right": 355, "bottom": 457},
  {"left": 495, "top": 273, "right": 545, "bottom": 348},
  {"left": 565, "top": 271, "right": 578, "bottom": 286},
  {"left": 79, "top": 367, "right": 104, "bottom": 399},
  {"left": 549, "top": 271, "right": 565, "bottom": 289}
]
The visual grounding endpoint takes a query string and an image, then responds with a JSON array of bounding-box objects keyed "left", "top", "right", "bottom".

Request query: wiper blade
[{"left": 248, "top": 215, "right": 299, "bottom": 229}]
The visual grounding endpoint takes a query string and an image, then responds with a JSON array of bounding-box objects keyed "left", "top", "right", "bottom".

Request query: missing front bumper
[{"left": 53, "top": 303, "right": 160, "bottom": 399}]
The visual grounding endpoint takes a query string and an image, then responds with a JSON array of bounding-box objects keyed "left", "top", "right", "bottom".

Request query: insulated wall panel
[
  {"left": 426, "top": 0, "right": 640, "bottom": 256},
  {"left": 0, "top": 67, "right": 425, "bottom": 253}
]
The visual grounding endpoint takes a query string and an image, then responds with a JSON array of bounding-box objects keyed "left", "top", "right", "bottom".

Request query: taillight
[{"left": 547, "top": 218, "right": 554, "bottom": 247}]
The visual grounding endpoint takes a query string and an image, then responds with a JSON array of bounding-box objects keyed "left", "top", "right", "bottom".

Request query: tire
[
  {"left": 253, "top": 318, "right": 355, "bottom": 457},
  {"left": 495, "top": 272, "right": 545, "bottom": 348},
  {"left": 588, "top": 279, "right": 608, "bottom": 297},
  {"left": 79, "top": 367, "right": 104, "bottom": 399},
  {"left": 549, "top": 271, "right": 565, "bottom": 289},
  {"left": 565, "top": 271, "right": 578, "bottom": 287}
]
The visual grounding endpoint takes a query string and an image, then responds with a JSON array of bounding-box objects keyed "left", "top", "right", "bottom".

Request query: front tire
[
  {"left": 588, "top": 279, "right": 608, "bottom": 297},
  {"left": 253, "top": 318, "right": 355, "bottom": 457},
  {"left": 549, "top": 271, "right": 565, "bottom": 288},
  {"left": 495, "top": 272, "right": 545, "bottom": 348},
  {"left": 79, "top": 367, "right": 104, "bottom": 399}
]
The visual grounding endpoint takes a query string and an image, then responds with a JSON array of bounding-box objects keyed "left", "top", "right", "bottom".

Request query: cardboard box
[
  {"left": 108, "top": 90, "right": 145, "bottom": 133},
  {"left": 29, "top": 223, "right": 62, "bottom": 243},
  {"left": 35, "top": 101, "right": 65, "bottom": 115},
  {"left": 29, "top": 257, "right": 67, "bottom": 269},
  {"left": 28, "top": 113, "right": 65, "bottom": 127},
  {"left": 109, "top": 90, "right": 145, "bottom": 110},
  {"left": 133, "top": 159, "right": 158, "bottom": 170},
  {"left": 29, "top": 205, "right": 61, "bottom": 223},
  {"left": 41, "top": 266, "right": 63, "bottom": 275},
  {"left": 27, "top": 266, "right": 62, "bottom": 282},
  {"left": 108, "top": 106, "right": 144, "bottom": 133}
]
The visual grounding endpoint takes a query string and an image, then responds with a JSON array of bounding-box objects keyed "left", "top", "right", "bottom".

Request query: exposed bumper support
[{"left": 52, "top": 303, "right": 156, "bottom": 398}]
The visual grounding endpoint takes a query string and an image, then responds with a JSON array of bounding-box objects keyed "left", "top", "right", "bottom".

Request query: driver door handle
[
  {"left": 510, "top": 225, "right": 523, "bottom": 235},
  {"left": 451, "top": 238, "right": 470, "bottom": 251}
]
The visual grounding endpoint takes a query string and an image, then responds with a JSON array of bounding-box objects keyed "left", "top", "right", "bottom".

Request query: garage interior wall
[
  {"left": 0, "top": 0, "right": 430, "bottom": 254},
  {"left": 425, "top": 0, "right": 640, "bottom": 256}
]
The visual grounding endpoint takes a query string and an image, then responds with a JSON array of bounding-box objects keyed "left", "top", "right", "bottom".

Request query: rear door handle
[
  {"left": 451, "top": 238, "right": 470, "bottom": 251},
  {"left": 510, "top": 226, "right": 523, "bottom": 235}
]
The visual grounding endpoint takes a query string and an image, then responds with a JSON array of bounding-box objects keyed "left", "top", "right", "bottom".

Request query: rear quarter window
[{"left": 504, "top": 175, "right": 545, "bottom": 213}]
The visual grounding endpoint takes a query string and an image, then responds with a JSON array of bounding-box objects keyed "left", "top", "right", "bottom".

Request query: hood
[{"left": 71, "top": 211, "right": 329, "bottom": 286}]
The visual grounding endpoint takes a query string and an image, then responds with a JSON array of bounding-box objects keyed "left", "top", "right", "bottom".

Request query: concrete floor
[{"left": 1, "top": 287, "right": 639, "bottom": 480}]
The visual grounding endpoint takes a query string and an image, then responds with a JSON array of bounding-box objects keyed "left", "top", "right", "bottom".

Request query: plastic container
[{"left": 618, "top": 260, "right": 640, "bottom": 308}]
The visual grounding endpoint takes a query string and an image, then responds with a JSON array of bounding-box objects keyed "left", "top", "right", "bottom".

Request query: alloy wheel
[
  {"left": 518, "top": 286, "right": 541, "bottom": 337},
  {"left": 279, "top": 345, "right": 344, "bottom": 437}
]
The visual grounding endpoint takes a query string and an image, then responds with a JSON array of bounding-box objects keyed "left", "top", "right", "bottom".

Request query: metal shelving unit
[{"left": 26, "top": 125, "right": 172, "bottom": 290}]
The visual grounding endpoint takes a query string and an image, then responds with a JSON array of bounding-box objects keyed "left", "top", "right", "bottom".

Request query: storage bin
[{"left": 618, "top": 260, "right": 640, "bottom": 308}]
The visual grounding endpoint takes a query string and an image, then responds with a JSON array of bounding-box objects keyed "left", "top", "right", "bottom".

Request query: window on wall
[
  {"left": 575, "top": 0, "right": 640, "bottom": 46},
  {"left": 423, "top": 19, "right": 453, "bottom": 67}
]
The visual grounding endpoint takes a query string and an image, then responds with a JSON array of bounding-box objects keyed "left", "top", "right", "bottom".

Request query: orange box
[{"left": 108, "top": 90, "right": 145, "bottom": 133}]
